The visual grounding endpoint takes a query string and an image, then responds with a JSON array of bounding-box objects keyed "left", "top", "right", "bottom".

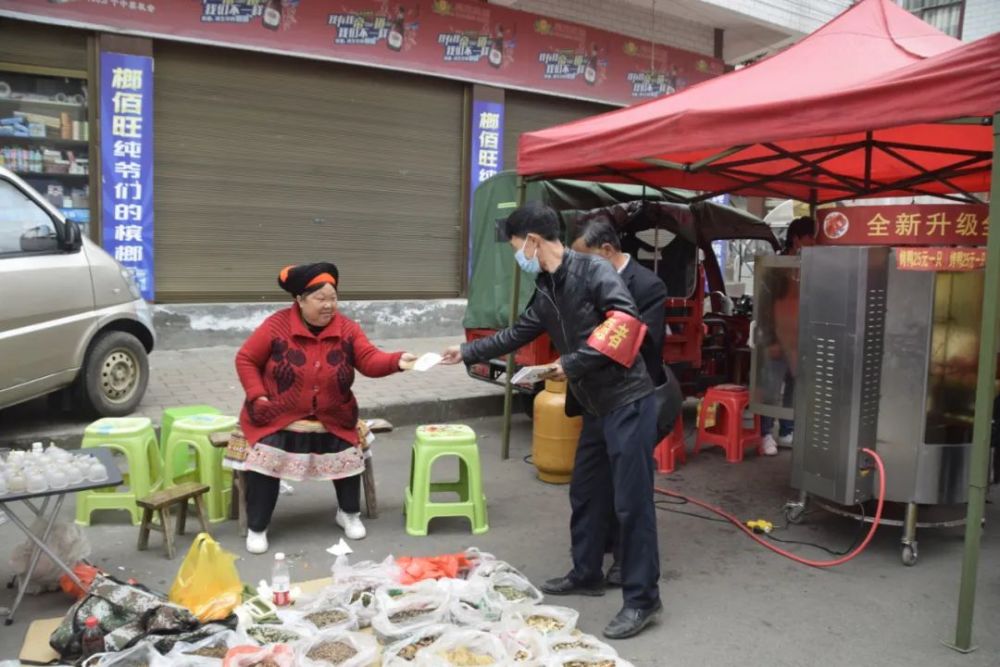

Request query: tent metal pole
[
  {"left": 501, "top": 176, "right": 527, "bottom": 461},
  {"left": 946, "top": 110, "right": 1000, "bottom": 654}
]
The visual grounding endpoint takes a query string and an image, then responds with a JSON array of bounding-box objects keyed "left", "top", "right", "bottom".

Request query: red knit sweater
[{"left": 235, "top": 305, "right": 403, "bottom": 446}]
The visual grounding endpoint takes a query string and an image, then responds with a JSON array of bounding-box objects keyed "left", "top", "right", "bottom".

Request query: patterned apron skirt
[{"left": 243, "top": 419, "right": 363, "bottom": 482}]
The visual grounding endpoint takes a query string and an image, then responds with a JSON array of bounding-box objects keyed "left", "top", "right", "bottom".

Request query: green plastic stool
[
  {"left": 160, "top": 405, "right": 221, "bottom": 484},
  {"left": 75, "top": 417, "right": 162, "bottom": 526},
  {"left": 162, "top": 414, "right": 238, "bottom": 523},
  {"left": 404, "top": 424, "right": 488, "bottom": 537}
]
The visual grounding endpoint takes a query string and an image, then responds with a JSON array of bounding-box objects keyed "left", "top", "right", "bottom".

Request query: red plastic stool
[
  {"left": 654, "top": 415, "right": 686, "bottom": 474},
  {"left": 694, "top": 384, "right": 762, "bottom": 463}
]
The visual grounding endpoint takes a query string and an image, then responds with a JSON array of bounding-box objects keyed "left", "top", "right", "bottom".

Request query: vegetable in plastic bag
[
  {"left": 297, "top": 603, "right": 358, "bottom": 634},
  {"left": 382, "top": 624, "right": 453, "bottom": 666},
  {"left": 497, "top": 625, "right": 549, "bottom": 664},
  {"left": 371, "top": 581, "right": 451, "bottom": 644},
  {"left": 416, "top": 628, "right": 508, "bottom": 666},
  {"left": 296, "top": 629, "right": 378, "bottom": 667},
  {"left": 502, "top": 605, "right": 580, "bottom": 637},
  {"left": 544, "top": 652, "right": 635, "bottom": 667},
  {"left": 545, "top": 633, "right": 617, "bottom": 660},
  {"left": 244, "top": 624, "right": 305, "bottom": 646},
  {"left": 487, "top": 570, "right": 544, "bottom": 608},
  {"left": 169, "top": 534, "right": 242, "bottom": 622},
  {"left": 444, "top": 578, "right": 502, "bottom": 627},
  {"left": 164, "top": 629, "right": 248, "bottom": 665}
]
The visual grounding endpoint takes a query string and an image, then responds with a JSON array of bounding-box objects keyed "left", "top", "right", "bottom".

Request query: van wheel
[{"left": 74, "top": 331, "right": 149, "bottom": 417}]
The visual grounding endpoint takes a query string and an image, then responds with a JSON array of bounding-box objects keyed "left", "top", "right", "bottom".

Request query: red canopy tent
[
  {"left": 509, "top": 0, "right": 1000, "bottom": 652},
  {"left": 517, "top": 0, "right": 999, "bottom": 205}
]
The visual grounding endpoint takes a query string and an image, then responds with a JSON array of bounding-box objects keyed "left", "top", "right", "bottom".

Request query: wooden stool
[{"left": 136, "top": 482, "right": 210, "bottom": 559}]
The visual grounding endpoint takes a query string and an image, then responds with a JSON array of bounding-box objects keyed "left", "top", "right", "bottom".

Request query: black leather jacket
[{"left": 461, "top": 250, "right": 653, "bottom": 417}]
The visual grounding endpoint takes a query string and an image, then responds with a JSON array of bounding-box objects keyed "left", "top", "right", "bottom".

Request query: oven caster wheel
[
  {"left": 784, "top": 503, "right": 805, "bottom": 525},
  {"left": 901, "top": 543, "right": 918, "bottom": 567}
]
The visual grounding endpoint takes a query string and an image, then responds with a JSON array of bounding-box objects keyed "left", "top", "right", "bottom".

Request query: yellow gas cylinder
[{"left": 532, "top": 380, "right": 583, "bottom": 484}]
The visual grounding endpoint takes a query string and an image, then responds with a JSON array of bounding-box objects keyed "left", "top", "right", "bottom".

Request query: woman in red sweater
[{"left": 235, "top": 262, "right": 415, "bottom": 554}]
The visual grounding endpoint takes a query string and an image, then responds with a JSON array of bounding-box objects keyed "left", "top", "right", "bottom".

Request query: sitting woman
[{"left": 235, "top": 262, "right": 415, "bottom": 554}]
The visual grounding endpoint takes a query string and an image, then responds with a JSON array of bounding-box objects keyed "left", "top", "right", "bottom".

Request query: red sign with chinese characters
[
  {"left": 817, "top": 205, "right": 990, "bottom": 246},
  {"left": 0, "top": 0, "right": 724, "bottom": 106},
  {"left": 896, "top": 247, "right": 987, "bottom": 272}
]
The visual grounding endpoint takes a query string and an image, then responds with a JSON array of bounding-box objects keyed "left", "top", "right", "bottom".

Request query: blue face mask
[{"left": 515, "top": 239, "right": 541, "bottom": 274}]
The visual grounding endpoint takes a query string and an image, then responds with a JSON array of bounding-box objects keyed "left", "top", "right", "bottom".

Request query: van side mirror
[{"left": 61, "top": 220, "right": 83, "bottom": 252}]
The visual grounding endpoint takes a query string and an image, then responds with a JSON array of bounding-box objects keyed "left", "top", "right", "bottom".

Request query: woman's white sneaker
[
  {"left": 762, "top": 435, "right": 779, "bottom": 456},
  {"left": 336, "top": 510, "right": 366, "bottom": 540},
  {"left": 246, "top": 529, "right": 269, "bottom": 554}
]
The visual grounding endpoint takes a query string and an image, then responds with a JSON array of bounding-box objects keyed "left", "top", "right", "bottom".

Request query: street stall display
[
  {"left": 511, "top": 0, "right": 1000, "bottom": 650},
  {"left": 40, "top": 545, "right": 634, "bottom": 666},
  {"left": 0, "top": 446, "right": 122, "bottom": 626}
]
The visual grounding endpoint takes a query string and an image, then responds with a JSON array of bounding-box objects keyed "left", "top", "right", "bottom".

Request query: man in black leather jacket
[{"left": 442, "top": 203, "right": 662, "bottom": 639}]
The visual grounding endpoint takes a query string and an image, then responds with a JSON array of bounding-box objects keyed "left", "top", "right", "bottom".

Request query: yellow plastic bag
[{"left": 169, "top": 533, "right": 242, "bottom": 622}]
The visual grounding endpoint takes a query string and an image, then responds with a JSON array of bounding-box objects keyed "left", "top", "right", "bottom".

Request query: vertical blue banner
[
  {"left": 101, "top": 52, "right": 154, "bottom": 301},
  {"left": 468, "top": 99, "right": 504, "bottom": 278}
]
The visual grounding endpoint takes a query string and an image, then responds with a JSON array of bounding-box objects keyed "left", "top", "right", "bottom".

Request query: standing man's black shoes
[
  {"left": 605, "top": 561, "right": 623, "bottom": 587},
  {"left": 603, "top": 600, "right": 663, "bottom": 639},
  {"left": 540, "top": 574, "right": 605, "bottom": 597}
]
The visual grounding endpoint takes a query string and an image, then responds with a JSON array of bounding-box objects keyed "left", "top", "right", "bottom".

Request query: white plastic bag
[
  {"left": 416, "top": 628, "right": 509, "bottom": 667},
  {"left": 244, "top": 623, "right": 306, "bottom": 646},
  {"left": 381, "top": 624, "right": 453, "bottom": 666},
  {"left": 545, "top": 652, "right": 635, "bottom": 667},
  {"left": 85, "top": 642, "right": 169, "bottom": 667},
  {"left": 503, "top": 605, "right": 580, "bottom": 637},
  {"left": 545, "top": 633, "right": 618, "bottom": 660},
  {"left": 444, "top": 578, "right": 502, "bottom": 627},
  {"left": 371, "top": 581, "right": 451, "bottom": 644},
  {"left": 496, "top": 625, "right": 549, "bottom": 665},
  {"left": 165, "top": 630, "right": 248, "bottom": 665},
  {"left": 10, "top": 519, "right": 90, "bottom": 593},
  {"left": 296, "top": 630, "right": 379, "bottom": 667},
  {"left": 297, "top": 603, "right": 358, "bottom": 634},
  {"left": 487, "top": 570, "right": 544, "bottom": 608}
]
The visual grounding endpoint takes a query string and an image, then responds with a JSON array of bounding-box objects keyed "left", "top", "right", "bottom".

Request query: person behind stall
[
  {"left": 571, "top": 218, "right": 680, "bottom": 588},
  {"left": 759, "top": 216, "right": 815, "bottom": 455},
  {"left": 441, "top": 204, "right": 662, "bottom": 640},
  {"left": 235, "top": 262, "right": 416, "bottom": 554}
]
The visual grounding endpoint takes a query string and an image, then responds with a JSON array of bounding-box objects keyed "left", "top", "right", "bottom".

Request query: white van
[{"left": 0, "top": 166, "right": 154, "bottom": 417}]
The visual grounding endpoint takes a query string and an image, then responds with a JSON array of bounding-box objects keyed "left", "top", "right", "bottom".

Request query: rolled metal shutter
[
  {"left": 504, "top": 91, "right": 611, "bottom": 169},
  {"left": 154, "top": 42, "right": 464, "bottom": 302},
  {"left": 0, "top": 19, "right": 88, "bottom": 71}
]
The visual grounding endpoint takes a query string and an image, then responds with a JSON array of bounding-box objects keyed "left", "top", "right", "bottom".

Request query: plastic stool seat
[
  {"left": 163, "top": 414, "right": 238, "bottom": 523},
  {"left": 404, "top": 424, "right": 488, "bottom": 537},
  {"left": 695, "top": 385, "right": 762, "bottom": 463},
  {"left": 161, "top": 405, "right": 221, "bottom": 483},
  {"left": 76, "top": 417, "right": 161, "bottom": 526},
  {"left": 654, "top": 415, "right": 687, "bottom": 474}
]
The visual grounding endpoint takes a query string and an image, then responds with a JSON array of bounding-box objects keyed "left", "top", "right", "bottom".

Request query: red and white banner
[
  {"left": 0, "top": 0, "right": 724, "bottom": 106},
  {"left": 818, "top": 204, "right": 990, "bottom": 247}
]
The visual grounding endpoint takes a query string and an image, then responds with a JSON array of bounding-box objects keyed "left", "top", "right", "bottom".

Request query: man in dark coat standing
[{"left": 572, "top": 217, "right": 674, "bottom": 586}]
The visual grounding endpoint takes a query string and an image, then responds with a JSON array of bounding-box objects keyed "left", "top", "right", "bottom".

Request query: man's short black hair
[
  {"left": 503, "top": 203, "right": 561, "bottom": 241},
  {"left": 573, "top": 218, "right": 622, "bottom": 252},
  {"left": 784, "top": 216, "right": 816, "bottom": 252}
]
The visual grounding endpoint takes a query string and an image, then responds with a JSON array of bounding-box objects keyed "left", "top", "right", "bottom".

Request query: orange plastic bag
[
  {"left": 396, "top": 552, "right": 471, "bottom": 584},
  {"left": 59, "top": 562, "right": 103, "bottom": 600},
  {"left": 168, "top": 533, "right": 242, "bottom": 622}
]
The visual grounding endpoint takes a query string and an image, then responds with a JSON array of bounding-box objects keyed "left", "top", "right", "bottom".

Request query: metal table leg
[
  {"left": 901, "top": 502, "right": 919, "bottom": 566},
  {"left": 0, "top": 495, "right": 84, "bottom": 625}
]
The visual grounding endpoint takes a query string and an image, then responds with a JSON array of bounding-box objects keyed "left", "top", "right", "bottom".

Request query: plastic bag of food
[
  {"left": 497, "top": 625, "right": 549, "bottom": 664},
  {"left": 85, "top": 642, "right": 169, "bottom": 667},
  {"left": 164, "top": 629, "right": 248, "bottom": 665},
  {"left": 382, "top": 624, "right": 453, "bottom": 666},
  {"left": 444, "top": 578, "right": 502, "bottom": 627},
  {"left": 244, "top": 623, "right": 306, "bottom": 646},
  {"left": 545, "top": 634, "right": 617, "bottom": 660},
  {"left": 296, "top": 630, "right": 379, "bottom": 667},
  {"left": 416, "top": 628, "right": 508, "bottom": 666},
  {"left": 503, "top": 605, "right": 580, "bottom": 637},
  {"left": 297, "top": 603, "right": 358, "bottom": 634},
  {"left": 371, "top": 581, "right": 451, "bottom": 644},
  {"left": 11, "top": 520, "right": 90, "bottom": 594},
  {"left": 331, "top": 555, "right": 400, "bottom": 589},
  {"left": 222, "top": 643, "right": 296, "bottom": 667},
  {"left": 486, "top": 570, "right": 544, "bottom": 608},
  {"left": 544, "top": 653, "right": 635, "bottom": 667},
  {"left": 169, "top": 534, "right": 243, "bottom": 622}
]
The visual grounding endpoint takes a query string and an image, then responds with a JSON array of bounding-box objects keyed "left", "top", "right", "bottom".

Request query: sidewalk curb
[{"left": 3, "top": 394, "right": 508, "bottom": 450}]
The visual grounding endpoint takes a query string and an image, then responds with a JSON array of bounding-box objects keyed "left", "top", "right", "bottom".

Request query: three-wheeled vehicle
[{"left": 463, "top": 171, "right": 779, "bottom": 400}]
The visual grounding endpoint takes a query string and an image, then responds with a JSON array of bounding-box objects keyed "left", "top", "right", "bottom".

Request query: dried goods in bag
[
  {"left": 503, "top": 605, "right": 580, "bottom": 637},
  {"left": 296, "top": 630, "right": 378, "bottom": 667},
  {"left": 382, "top": 624, "right": 453, "bottom": 665},
  {"left": 415, "top": 628, "right": 508, "bottom": 666}
]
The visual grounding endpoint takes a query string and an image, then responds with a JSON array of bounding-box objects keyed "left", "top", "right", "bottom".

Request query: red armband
[{"left": 586, "top": 310, "right": 647, "bottom": 368}]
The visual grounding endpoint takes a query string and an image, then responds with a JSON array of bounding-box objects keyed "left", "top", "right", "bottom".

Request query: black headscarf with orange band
[{"left": 278, "top": 262, "right": 339, "bottom": 296}]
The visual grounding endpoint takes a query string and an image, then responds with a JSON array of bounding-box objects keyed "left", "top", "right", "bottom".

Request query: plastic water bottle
[
  {"left": 81, "top": 616, "right": 105, "bottom": 658},
  {"left": 271, "top": 552, "right": 290, "bottom": 606}
]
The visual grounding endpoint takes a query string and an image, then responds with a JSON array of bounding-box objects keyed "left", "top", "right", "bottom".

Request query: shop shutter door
[
  {"left": 0, "top": 20, "right": 88, "bottom": 71},
  {"left": 154, "top": 43, "right": 463, "bottom": 302},
  {"left": 503, "top": 91, "right": 612, "bottom": 170}
]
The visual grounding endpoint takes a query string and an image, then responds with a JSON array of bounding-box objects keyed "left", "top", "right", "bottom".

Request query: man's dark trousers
[{"left": 569, "top": 393, "right": 660, "bottom": 609}]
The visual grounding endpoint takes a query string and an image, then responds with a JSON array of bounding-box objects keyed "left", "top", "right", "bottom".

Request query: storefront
[{"left": 0, "top": 2, "right": 722, "bottom": 303}]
